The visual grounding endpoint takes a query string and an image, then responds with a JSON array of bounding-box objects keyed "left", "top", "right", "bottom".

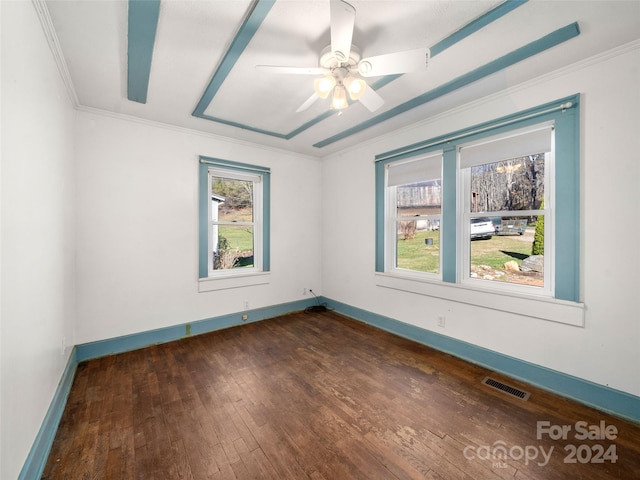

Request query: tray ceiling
[{"left": 42, "top": 0, "right": 640, "bottom": 157}]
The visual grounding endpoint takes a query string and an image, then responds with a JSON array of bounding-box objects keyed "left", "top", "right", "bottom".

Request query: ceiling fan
[{"left": 256, "top": 0, "right": 430, "bottom": 113}]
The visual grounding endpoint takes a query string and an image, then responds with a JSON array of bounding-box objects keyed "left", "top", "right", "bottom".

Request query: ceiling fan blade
[
  {"left": 255, "top": 65, "right": 327, "bottom": 75},
  {"left": 358, "top": 47, "right": 430, "bottom": 77},
  {"left": 358, "top": 86, "right": 384, "bottom": 112},
  {"left": 296, "top": 92, "right": 320, "bottom": 112},
  {"left": 330, "top": 0, "right": 355, "bottom": 63}
]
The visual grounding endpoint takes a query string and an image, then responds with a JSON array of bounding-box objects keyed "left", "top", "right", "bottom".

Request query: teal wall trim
[
  {"left": 441, "top": 147, "right": 457, "bottom": 283},
  {"left": 18, "top": 350, "right": 78, "bottom": 480},
  {"left": 19, "top": 298, "right": 315, "bottom": 477},
  {"left": 553, "top": 105, "right": 581, "bottom": 301},
  {"left": 374, "top": 161, "right": 386, "bottom": 272},
  {"left": 76, "top": 298, "right": 316, "bottom": 362},
  {"left": 374, "top": 94, "right": 581, "bottom": 301},
  {"left": 127, "top": 0, "right": 161, "bottom": 103},
  {"left": 324, "top": 297, "right": 640, "bottom": 424},
  {"left": 314, "top": 22, "right": 580, "bottom": 148},
  {"left": 20, "top": 293, "right": 638, "bottom": 477},
  {"left": 198, "top": 161, "right": 209, "bottom": 278},
  {"left": 198, "top": 156, "right": 271, "bottom": 277},
  {"left": 376, "top": 94, "right": 579, "bottom": 162},
  {"left": 261, "top": 173, "right": 271, "bottom": 271},
  {"left": 194, "top": 0, "right": 527, "bottom": 142}
]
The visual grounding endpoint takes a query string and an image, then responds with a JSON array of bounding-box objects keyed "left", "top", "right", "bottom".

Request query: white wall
[
  {"left": 321, "top": 43, "right": 640, "bottom": 397},
  {"left": 0, "top": 2, "right": 77, "bottom": 479},
  {"left": 74, "top": 111, "right": 323, "bottom": 344}
]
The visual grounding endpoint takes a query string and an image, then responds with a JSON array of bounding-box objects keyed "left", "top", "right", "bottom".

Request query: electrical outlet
[
  {"left": 437, "top": 315, "right": 446, "bottom": 328},
  {"left": 303, "top": 288, "right": 308, "bottom": 296},
  {"left": 242, "top": 314, "right": 248, "bottom": 321},
  {"left": 243, "top": 300, "right": 250, "bottom": 310}
]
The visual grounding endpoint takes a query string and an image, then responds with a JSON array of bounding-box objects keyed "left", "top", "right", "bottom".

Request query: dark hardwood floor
[{"left": 43, "top": 310, "right": 640, "bottom": 479}]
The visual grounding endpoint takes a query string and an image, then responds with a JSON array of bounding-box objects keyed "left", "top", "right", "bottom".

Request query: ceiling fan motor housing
[{"left": 320, "top": 44, "right": 361, "bottom": 74}]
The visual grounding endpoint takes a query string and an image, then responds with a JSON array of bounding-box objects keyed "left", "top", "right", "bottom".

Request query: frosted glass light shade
[
  {"left": 313, "top": 76, "right": 336, "bottom": 99},
  {"left": 344, "top": 76, "right": 366, "bottom": 100},
  {"left": 331, "top": 84, "right": 348, "bottom": 109}
]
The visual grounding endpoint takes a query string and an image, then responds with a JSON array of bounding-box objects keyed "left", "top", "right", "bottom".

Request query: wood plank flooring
[{"left": 42, "top": 311, "right": 640, "bottom": 479}]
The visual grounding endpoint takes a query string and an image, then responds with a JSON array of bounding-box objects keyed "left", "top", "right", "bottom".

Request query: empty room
[{"left": 1, "top": 0, "right": 639, "bottom": 478}]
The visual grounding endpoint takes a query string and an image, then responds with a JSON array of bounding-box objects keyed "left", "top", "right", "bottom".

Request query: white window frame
[
  {"left": 374, "top": 95, "right": 583, "bottom": 326},
  {"left": 207, "top": 167, "right": 263, "bottom": 278},
  {"left": 458, "top": 134, "right": 555, "bottom": 296},
  {"left": 198, "top": 157, "right": 271, "bottom": 293},
  {"left": 458, "top": 158, "right": 555, "bottom": 297},
  {"left": 384, "top": 151, "right": 443, "bottom": 279}
]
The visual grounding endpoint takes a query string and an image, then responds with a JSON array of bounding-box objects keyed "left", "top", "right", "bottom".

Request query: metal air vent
[{"left": 482, "top": 376, "right": 531, "bottom": 401}]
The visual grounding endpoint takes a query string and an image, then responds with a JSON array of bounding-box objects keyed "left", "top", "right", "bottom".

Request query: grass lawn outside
[
  {"left": 397, "top": 230, "right": 440, "bottom": 273},
  {"left": 470, "top": 232, "right": 534, "bottom": 270},
  {"left": 217, "top": 206, "right": 254, "bottom": 254},
  {"left": 397, "top": 228, "right": 542, "bottom": 286},
  {"left": 218, "top": 225, "right": 253, "bottom": 253}
]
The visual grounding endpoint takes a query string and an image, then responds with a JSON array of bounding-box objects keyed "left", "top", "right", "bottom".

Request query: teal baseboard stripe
[
  {"left": 18, "top": 348, "right": 78, "bottom": 480},
  {"left": 324, "top": 297, "right": 640, "bottom": 424},
  {"left": 21, "top": 298, "right": 315, "bottom": 478},
  {"left": 22, "top": 296, "right": 638, "bottom": 478},
  {"left": 76, "top": 298, "right": 316, "bottom": 362}
]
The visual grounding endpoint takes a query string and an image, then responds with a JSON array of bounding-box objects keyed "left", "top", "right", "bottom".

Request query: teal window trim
[
  {"left": 375, "top": 94, "right": 580, "bottom": 302},
  {"left": 441, "top": 146, "right": 458, "bottom": 283},
  {"left": 198, "top": 156, "right": 271, "bottom": 279},
  {"left": 553, "top": 108, "right": 580, "bottom": 301}
]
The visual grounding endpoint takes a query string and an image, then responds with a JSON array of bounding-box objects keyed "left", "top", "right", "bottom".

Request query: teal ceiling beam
[
  {"left": 195, "top": 114, "right": 290, "bottom": 139},
  {"left": 193, "top": 0, "right": 527, "bottom": 140},
  {"left": 127, "top": 0, "right": 161, "bottom": 103},
  {"left": 193, "top": 0, "right": 276, "bottom": 117},
  {"left": 313, "top": 22, "right": 580, "bottom": 149},
  {"left": 430, "top": 0, "right": 527, "bottom": 57},
  {"left": 285, "top": 0, "right": 528, "bottom": 138}
]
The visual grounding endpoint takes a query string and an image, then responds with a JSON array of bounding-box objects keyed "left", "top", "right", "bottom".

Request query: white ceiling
[{"left": 43, "top": 0, "right": 640, "bottom": 158}]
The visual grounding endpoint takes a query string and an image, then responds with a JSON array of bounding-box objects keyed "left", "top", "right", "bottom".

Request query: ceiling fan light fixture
[
  {"left": 331, "top": 84, "right": 348, "bottom": 110},
  {"left": 344, "top": 76, "right": 366, "bottom": 100},
  {"left": 314, "top": 76, "right": 336, "bottom": 99}
]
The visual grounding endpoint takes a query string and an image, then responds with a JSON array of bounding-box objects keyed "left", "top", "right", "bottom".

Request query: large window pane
[
  {"left": 212, "top": 177, "right": 254, "bottom": 222},
  {"left": 470, "top": 215, "right": 544, "bottom": 287},
  {"left": 395, "top": 180, "right": 441, "bottom": 274},
  {"left": 213, "top": 225, "right": 254, "bottom": 270},
  {"left": 211, "top": 176, "right": 255, "bottom": 271},
  {"left": 470, "top": 154, "right": 544, "bottom": 213},
  {"left": 468, "top": 153, "right": 546, "bottom": 288}
]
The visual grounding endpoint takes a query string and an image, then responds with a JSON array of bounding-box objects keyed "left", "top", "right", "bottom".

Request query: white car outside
[{"left": 470, "top": 217, "right": 495, "bottom": 240}]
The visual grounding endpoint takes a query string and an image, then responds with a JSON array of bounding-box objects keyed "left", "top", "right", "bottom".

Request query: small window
[
  {"left": 210, "top": 171, "right": 259, "bottom": 272},
  {"left": 199, "top": 158, "right": 270, "bottom": 280}
]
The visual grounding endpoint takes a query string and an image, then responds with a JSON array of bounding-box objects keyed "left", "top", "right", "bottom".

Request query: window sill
[
  {"left": 199, "top": 272, "right": 270, "bottom": 292},
  {"left": 375, "top": 272, "right": 585, "bottom": 327}
]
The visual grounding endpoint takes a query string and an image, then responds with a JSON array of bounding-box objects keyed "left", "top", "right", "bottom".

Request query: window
[
  {"left": 385, "top": 152, "right": 442, "bottom": 276},
  {"left": 375, "top": 95, "right": 580, "bottom": 303},
  {"left": 459, "top": 124, "right": 553, "bottom": 295},
  {"left": 199, "top": 157, "right": 270, "bottom": 282}
]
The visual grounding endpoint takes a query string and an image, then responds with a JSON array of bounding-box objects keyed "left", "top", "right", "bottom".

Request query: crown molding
[
  {"left": 330, "top": 38, "right": 640, "bottom": 160},
  {"left": 75, "top": 105, "right": 320, "bottom": 162},
  {"left": 31, "top": 0, "right": 79, "bottom": 108}
]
